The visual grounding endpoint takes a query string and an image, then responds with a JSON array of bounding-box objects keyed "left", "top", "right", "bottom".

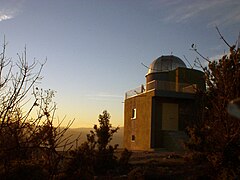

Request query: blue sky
[{"left": 0, "top": 0, "right": 239, "bottom": 127}]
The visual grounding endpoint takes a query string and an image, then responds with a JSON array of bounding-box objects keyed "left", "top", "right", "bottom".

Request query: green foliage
[
  {"left": 64, "top": 142, "right": 95, "bottom": 179},
  {"left": 66, "top": 110, "right": 132, "bottom": 178},
  {"left": 93, "top": 110, "right": 119, "bottom": 175},
  {"left": 95, "top": 110, "right": 119, "bottom": 151},
  {"left": 186, "top": 44, "right": 240, "bottom": 179}
]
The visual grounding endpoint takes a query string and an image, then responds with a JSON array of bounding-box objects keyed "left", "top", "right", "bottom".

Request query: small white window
[
  {"left": 131, "top": 108, "right": 136, "bottom": 119},
  {"left": 131, "top": 135, "right": 135, "bottom": 142}
]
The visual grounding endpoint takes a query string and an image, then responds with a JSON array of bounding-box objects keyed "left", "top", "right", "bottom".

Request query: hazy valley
[{"left": 62, "top": 127, "right": 124, "bottom": 149}]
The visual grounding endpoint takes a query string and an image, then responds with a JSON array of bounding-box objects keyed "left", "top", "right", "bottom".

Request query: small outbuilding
[{"left": 123, "top": 55, "right": 205, "bottom": 151}]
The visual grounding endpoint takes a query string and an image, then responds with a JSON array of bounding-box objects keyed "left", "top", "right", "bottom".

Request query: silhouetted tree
[
  {"left": 65, "top": 110, "right": 131, "bottom": 179},
  {"left": 93, "top": 110, "right": 119, "bottom": 174},
  {"left": 186, "top": 29, "right": 240, "bottom": 179},
  {"left": 0, "top": 38, "right": 75, "bottom": 179}
]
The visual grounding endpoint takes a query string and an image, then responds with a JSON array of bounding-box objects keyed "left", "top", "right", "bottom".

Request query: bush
[
  {"left": 186, "top": 31, "right": 240, "bottom": 179},
  {"left": 0, "top": 38, "right": 74, "bottom": 179},
  {"left": 65, "top": 110, "right": 132, "bottom": 178}
]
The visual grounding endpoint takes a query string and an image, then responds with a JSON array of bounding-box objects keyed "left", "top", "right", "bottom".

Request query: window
[
  {"left": 131, "top": 135, "right": 135, "bottom": 142},
  {"left": 131, "top": 108, "right": 136, "bottom": 119}
]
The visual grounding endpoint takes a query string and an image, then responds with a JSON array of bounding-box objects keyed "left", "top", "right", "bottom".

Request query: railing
[
  {"left": 125, "top": 80, "right": 197, "bottom": 99},
  {"left": 125, "top": 85, "right": 146, "bottom": 99}
]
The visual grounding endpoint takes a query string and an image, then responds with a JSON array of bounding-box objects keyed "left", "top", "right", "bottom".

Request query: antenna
[
  {"left": 141, "top": 62, "right": 149, "bottom": 69},
  {"left": 141, "top": 62, "right": 160, "bottom": 72}
]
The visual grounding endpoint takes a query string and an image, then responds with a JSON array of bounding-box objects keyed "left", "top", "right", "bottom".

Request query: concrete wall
[
  {"left": 123, "top": 91, "right": 154, "bottom": 150},
  {"left": 146, "top": 67, "right": 205, "bottom": 92},
  {"left": 177, "top": 68, "right": 205, "bottom": 91},
  {"left": 124, "top": 91, "right": 199, "bottom": 150},
  {"left": 162, "top": 103, "right": 179, "bottom": 130},
  {"left": 151, "top": 96, "right": 197, "bottom": 149},
  {"left": 160, "top": 130, "right": 188, "bottom": 152},
  {"left": 124, "top": 67, "right": 205, "bottom": 151}
]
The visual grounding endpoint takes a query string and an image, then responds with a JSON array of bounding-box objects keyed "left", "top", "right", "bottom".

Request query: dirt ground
[
  {"left": 125, "top": 150, "right": 211, "bottom": 180},
  {"left": 93, "top": 150, "right": 212, "bottom": 179}
]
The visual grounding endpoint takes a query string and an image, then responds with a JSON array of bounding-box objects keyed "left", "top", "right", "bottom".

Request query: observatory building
[{"left": 123, "top": 55, "right": 205, "bottom": 151}]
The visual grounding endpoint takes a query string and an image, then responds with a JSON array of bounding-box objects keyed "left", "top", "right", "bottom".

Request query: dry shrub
[{"left": 186, "top": 34, "right": 240, "bottom": 179}]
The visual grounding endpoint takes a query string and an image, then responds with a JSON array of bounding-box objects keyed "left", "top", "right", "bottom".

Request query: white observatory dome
[{"left": 147, "top": 55, "right": 186, "bottom": 74}]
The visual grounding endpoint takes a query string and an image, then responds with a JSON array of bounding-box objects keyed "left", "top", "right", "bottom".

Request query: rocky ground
[
  {"left": 128, "top": 151, "right": 210, "bottom": 179},
  {"left": 104, "top": 150, "right": 212, "bottom": 180}
]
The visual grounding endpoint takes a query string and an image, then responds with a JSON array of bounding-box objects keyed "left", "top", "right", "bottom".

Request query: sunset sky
[{"left": 0, "top": 0, "right": 239, "bottom": 127}]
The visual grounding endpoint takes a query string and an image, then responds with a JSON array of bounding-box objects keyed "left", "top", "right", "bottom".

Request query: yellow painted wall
[
  {"left": 123, "top": 91, "right": 154, "bottom": 150},
  {"left": 162, "top": 103, "right": 178, "bottom": 130}
]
